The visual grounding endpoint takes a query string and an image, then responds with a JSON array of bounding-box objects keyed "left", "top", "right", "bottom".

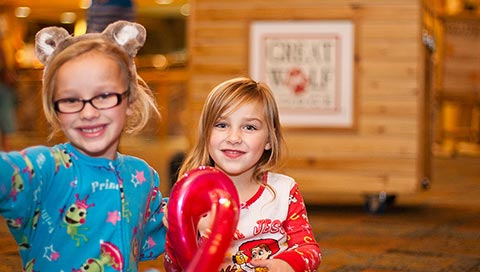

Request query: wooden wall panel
[
  {"left": 358, "top": 117, "right": 418, "bottom": 137},
  {"left": 360, "top": 78, "right": 419, "bottom": 98},
  {"left": 286, "top": 169, "right": 417, "bottom": 195},
  {"left": 187, "top": 0, "right": 426, "bottom": 201},
  {"left": 432, "top": 15, "right": 480, "bottom": 154},
  {"left": 441, "top": 17, "right": 480, "bottom": 92},
  {"left": 285, "top": 136, "right": 417, "bottom": 158}
]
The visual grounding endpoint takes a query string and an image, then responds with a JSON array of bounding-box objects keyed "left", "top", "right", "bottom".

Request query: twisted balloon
[{"left": 167, "top": 166, "right": 240, "bottom": 271}]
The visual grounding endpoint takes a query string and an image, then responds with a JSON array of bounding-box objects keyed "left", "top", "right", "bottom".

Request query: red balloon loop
[{"left": 167, "top": 166, "right": 240, "bottom": 272}]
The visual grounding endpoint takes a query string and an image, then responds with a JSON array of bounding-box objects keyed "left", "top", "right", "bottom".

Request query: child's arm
[
  {"left": 0, "top": 147, "right": 54, "bottom": 243},
  {"left": 263, "top": 183, "right": 321, "bottom": 271},
  {"left": 1, "top": 149, "right": 42, "bottom": 215}
]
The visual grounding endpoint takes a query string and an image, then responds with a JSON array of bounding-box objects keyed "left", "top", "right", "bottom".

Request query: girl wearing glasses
[{"left": 0, "top": 21, "right": 166, "bottom": 271}]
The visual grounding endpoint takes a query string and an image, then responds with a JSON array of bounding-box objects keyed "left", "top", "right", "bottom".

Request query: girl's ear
[
  {"left": 35, "top": 26, "right": 70, "bottom": 65},
  {"left": 126, "top": 102, "right": 134, "bottom": 117},
  {"left": 265, "top": 142, "right": 272, "bottom": 150}
]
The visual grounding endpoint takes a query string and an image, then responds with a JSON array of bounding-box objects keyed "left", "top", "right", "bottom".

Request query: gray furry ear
[
  {"left": 35, "top": 26, "right": 70, "bottom": 65},
  {"left": 103, "top": 20, "right": 146, "bottom": 58}
]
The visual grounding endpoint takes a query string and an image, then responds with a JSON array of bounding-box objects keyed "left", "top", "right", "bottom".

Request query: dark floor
[
  {"left": 310, "top": 155, "right": 480, "bottom": 272},
  {"left": 1, "top": 136, "right": 480, "bottom": 272}
]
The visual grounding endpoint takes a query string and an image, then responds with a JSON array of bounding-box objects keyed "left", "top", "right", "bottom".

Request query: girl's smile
[
  {"left": 221, "top": 148, "right": 246, "bottom": 159},
  {"left": 76, "top": 124, "right": 107, "bottom": 137}
]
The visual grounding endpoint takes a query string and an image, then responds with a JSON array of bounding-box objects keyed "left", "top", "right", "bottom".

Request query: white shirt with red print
[{"left": 165, "top": 172, "right": 321, "bottom": 272}]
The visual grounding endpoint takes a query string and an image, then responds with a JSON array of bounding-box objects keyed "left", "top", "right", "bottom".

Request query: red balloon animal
[{"left": 166, "top": 166, "right": 240, "bottom": 272}]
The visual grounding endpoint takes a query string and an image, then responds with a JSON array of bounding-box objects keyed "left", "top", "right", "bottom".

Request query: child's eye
[
  {"left": 62, "top": 98, "right": 82, "bottom": 104},
  {"left": 214, "top": 122, "right": 227, "bottom": 129},
  {"left": 96, "top": 93, "right": 115, "bottom": 100},
  {"left": 244, "top": 124, "right": 257, "bottom": 131}
]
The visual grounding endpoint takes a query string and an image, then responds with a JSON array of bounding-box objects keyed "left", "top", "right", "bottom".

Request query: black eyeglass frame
[{"left": 53, "top": 90, "right": 130, "bottom": 114}]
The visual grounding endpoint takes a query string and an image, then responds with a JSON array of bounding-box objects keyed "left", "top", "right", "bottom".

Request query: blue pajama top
[{"left": 0, "top": 143, "right": 166, "bottom": 271}]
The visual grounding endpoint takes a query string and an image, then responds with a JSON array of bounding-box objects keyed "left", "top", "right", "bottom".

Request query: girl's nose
[
  {"left": 79, "top": 102, "right": 100, "bottom": 119},
  {"left": 226, "top": 128, "right": 242, "bottom": 144}
]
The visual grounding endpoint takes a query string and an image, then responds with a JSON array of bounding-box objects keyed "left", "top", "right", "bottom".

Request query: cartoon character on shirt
[
  {"left": 62, "top": 194, "right": 95, "bottom": 246},
  {"left": 20, "top": 151, "right": 35, "bottom": 180},
  {"left": 5, "top": 207, "right": 40, "bottom": 251},
  {"left": 231, "top": 239, "right": 279, "bottom": 272},
  {"left": 24, "top": 259, "right": 35, "bottom": 272},
  {"left": 8, "top": 166, "right": 24, "bottom": 201},
  {"left": 52, "top": 148, "right": 72, "bottom": 172},
  {"left": 6, "top": 216, "right": 29, "bottom": 250},
  {"left": 72, "top": 241, "right": 124, "bottom": 272},
  {"left": 1, "top": 153, "right": 27, "bottom": 201}
]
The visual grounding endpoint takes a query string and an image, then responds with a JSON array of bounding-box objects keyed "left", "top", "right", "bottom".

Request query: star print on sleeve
[
  {"left": 131, "top": 170, "right": 146, "bottom": 187},
  {"left": 43, "top": 244, "right": 60, "bottom": 261},
  {"left": 136, "top": 170, "right": 146, "bottom": 184},
  {"left": 106, "top": 210, "right": 121, "bottom": 225},
  {"left": 143, "top": 236, "right": 156, "bottom": 250}
]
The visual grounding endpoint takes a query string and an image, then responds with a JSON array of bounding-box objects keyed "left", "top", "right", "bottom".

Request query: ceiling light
[
  {"left": 60, "top": 12, "right": 77, "bottom": 24},
  {"left": 155, "top": 0, "right": 174, "bottom": 4},
  {"left": 15, "top": 7, "right": 31, "bottom": 18},
  {"left": 79, "top": 0, "right": 92, "bottom": 9},
  {"left": 152, "top": 54, "right": 168, "bottom": 69},
  {"left": 180, "top": 3, "right": 190, "bottom": 16},
  {"left": 74, "top": 19, "right": 87, "bottom": 36}
]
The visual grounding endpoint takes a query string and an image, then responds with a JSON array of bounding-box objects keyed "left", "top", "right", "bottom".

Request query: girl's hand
[{"left": 250, "top": 259, "right": 294, "bottom": 272}]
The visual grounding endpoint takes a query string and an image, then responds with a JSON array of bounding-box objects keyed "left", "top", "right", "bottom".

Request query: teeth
[{"left": 82, "top": 127, "right": 102, "bottom": 133}]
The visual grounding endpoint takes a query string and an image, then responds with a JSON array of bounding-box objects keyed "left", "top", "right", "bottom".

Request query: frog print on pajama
[{"left": 0, "top": 143, "right": 166, "bottom": 271}]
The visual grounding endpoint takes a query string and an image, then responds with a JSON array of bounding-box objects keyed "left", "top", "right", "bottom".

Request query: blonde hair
[
  {"left": 179, "top": 77, "right": 285, "bottom": 183},
  {"left": 42, "top": 38, "right": 158, "bottom": 139}
]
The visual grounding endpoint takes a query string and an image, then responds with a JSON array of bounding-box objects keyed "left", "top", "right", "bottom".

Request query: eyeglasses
[{"left": 54, "top": 90, "right": 130, "bottom": 114}]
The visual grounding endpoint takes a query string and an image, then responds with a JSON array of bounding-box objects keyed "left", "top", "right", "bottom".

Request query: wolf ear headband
[{"left": 35, "top": 20, "right": 146, "bottom": 66}]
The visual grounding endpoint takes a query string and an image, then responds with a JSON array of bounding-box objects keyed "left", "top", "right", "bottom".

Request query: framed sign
[{"left": 249, "top": 20, "right": 355, "bottom": 129}]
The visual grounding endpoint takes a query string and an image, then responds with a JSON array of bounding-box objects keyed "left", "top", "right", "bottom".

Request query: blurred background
[
  {"left": 0, "top": 0, "right": 479, "bottom": 271},
  {"left": 0, "top": 0, "right": 478, "bottom": 204}
]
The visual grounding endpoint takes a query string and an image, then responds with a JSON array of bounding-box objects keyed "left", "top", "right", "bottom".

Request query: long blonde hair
[
  {"left": 179, "top": 77, "right": 285, "bottom": 183},
  {"left": 42, "top": 38, "right": 158, "bottom": 139}
]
